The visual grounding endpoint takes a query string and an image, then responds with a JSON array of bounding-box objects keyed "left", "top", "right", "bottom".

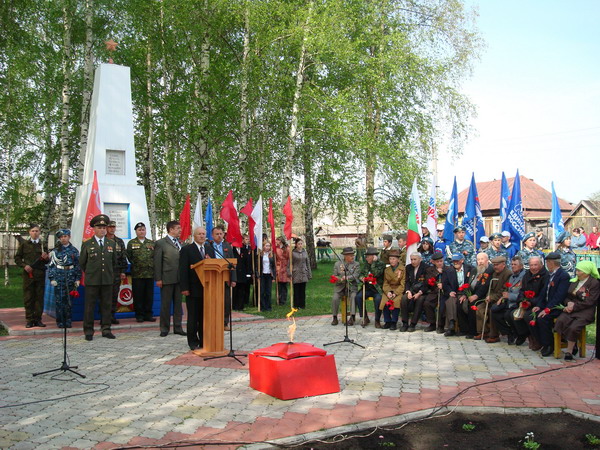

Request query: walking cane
[
  {"left": 436, "top": 274, "right": 442, "bottom": 330},
  {"left": 361, "top": 281, "right": 367, "bottom": 327},
  {"left": 480, "top": 278, "right": 497, "bottom": 340}
]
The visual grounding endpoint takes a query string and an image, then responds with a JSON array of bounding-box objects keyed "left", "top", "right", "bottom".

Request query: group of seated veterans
[{"left": 329, "top": 232, "right": 599, "bottom": 361}]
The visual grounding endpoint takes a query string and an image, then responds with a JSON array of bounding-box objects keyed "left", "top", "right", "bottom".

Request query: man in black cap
[
  {"left": 442, "top": 253, "right": 474, "bottom": 336},
  {"left": 15, "top": 223, "right": 49, "bottom": 328},
  {"left": 422, "top": 252, "right": 446, "bottom": 332},
  {"left": 331, "top": 247, "right": 360, "bottom": 325},
  {"left": 356, "top": 246, "right": 385, "bottom": 327},
  {"left": 80, "top": 214, "right": 117, "bottom": 340},
  {"left": 126, "top": 222, "right": 156, "bottom": 322},
  {"left": 106, "top": 220, "right": 127, "bottom": 324},
  {"left": 527, "top": 252, "right": 570, "bottom": 356}
]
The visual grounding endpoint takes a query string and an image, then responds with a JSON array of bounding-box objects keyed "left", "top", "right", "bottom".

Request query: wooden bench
[{"left": 553, "top": 328, "right": 586, "bottom": 359}]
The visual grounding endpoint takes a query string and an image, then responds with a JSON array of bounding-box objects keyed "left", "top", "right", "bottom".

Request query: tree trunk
[
  {"left": 281, "top": 1, "right": 313, "bottom": 204},
  {"left": 145, "top": 43, "right": 159, "bottom": 238},
  {"left": 302, "top": 138, "right": 317, "bottom": 269},
  {"left": 77, "top": 0, "right": 94, "bottom": 185},
  {"left": 237, "top": 5, "right": 250, "bottom": 197},
  {"left": 58, "top": 0, "right": 73, "bottom": 228}
]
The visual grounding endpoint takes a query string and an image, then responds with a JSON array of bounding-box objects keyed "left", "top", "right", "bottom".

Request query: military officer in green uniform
[
  {"left": 446, "top": 226, "right": 475, "bottom": 266},
  {"left": 486, "top": 233, "right": 508, "bottom": 260},
  {"left": 126, "top": 222, "right": 156, "bottom": 322},
  {"left": 106, "top": 220, "right": 128, "bottom": 324},
  {"left": 15, "top": 224, "right": 49, "bottom": 328},
  {"left": 79, "top": 214, "right": 117, "bottom": 341}
]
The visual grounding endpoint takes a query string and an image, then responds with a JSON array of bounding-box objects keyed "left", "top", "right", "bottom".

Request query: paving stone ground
[{"left": 1, "top": 312, "right": 599, "bottom": 449}]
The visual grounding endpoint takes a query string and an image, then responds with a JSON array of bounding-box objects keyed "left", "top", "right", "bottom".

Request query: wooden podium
[{"left": 191, "top": 258, "right": 237, "bottom": 357}]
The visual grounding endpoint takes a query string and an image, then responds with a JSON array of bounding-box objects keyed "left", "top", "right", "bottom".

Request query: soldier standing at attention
[
  {"left": 126, "top": 222, "right": 156, "bottom": 322},
  {"left": 80, "top": 214, "right": 117, "bottom": 341},
  {"left": 517, "top": 231, "right": 545, "bottom": 270},
  {"left": 15, "top": 224, "right": 49, "bottom": 328},
  {"left": 486, "top": 233, "right": 508, "bottom": 260},
  {"left": 446, "top": 226, "right": 475, "bottom": 267},
  {"left": 106, "top": 220, "right": 128, "bottom": 324}
]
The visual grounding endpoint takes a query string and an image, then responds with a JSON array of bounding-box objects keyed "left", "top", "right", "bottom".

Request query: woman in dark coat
[{"left": 554, "top": 261, "right": 599, "bottom": 360}]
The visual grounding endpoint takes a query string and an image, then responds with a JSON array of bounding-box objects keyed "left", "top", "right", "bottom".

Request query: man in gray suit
[{"left": 154, "top": 220, "right": 186, "bottom": 337}]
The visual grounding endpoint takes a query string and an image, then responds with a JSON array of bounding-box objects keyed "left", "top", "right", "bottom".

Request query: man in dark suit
[
  {"left": 232, "top": 235, "right": 253, "bottom": 310},
  {"left": 442, "top": 253, "right": 474, "bottom": 336},
  {"left": 210, "top": 225, "right": 237, "bottom": 329},
  {"left": 154, "top": 220, "right": 185, "bottom": 337},
  {"left": 180, "top": 227, "right": 215, "bottom": 350},
  {"left": 399, "top": 252, "right": 428, "bottom": 332},
  {"left": 79, "top": 214, "right": 117, "bottom": 341},
  {"left": 463, "top": 252, "right": 494, "bottom": 339},
  {"left": 528, "top": 252, "right": 570, "bottom": 356}
]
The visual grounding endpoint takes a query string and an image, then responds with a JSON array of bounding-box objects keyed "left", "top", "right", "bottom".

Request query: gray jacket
[
  {"left": 154, "top": 236, "right": 181, "bottom": 285},
  {"left": 292, "top": 249, "right": 312, "bottom": 283}
]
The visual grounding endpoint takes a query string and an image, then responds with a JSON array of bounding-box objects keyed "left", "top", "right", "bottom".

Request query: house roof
[
  {"left": 441, "top": 175, "right": 572, "bottom": 217},
  {"left": 568, "top": 199, "right": 600, "bottom": 217}
]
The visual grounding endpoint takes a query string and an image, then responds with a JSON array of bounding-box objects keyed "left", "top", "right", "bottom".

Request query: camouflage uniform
[
  {"left": 47, "top": 244, "right": 82, "bottom": 328},
  {"left": 420, "top": 251, "right": 434, "bottom": 266},
  {"left": 126, "top": 237, "right": 156, "bottom": 321},
  {"left": 516, "top": 247, "right": 545, "bottom": 270},
  {"left": 110, "top": 235, "right": 128, "bottom": 318},
  {"left": 486, "top": 246, "right": 508, "bottom": 261},
  {"left": 557, "top": 247, "right": 576, "bottom": 277},
  {"left": 447, "top": 239, "right": 475, "bottom": 266},
  {"left": 15, "top": 238, "right": 47, "bottom": 325}
]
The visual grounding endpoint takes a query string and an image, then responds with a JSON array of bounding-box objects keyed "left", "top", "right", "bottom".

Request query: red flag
[
  {"left": 179, "top": 194, "right": 191, "bottom": 242},
  {"left": 240, "top": 198, "right": 256, "bottom": 250},
  {"left": 220, "top": 190, "right": 243, "bottom": 247},
  {"left": 283, "top": 196, "right": 293, "bottom": 240},
  {"left": 268, "top": 198, "right": 276, "bottom": 246},
  {"left": 83, "top": 171, "right": 102, "bottom": 241}
]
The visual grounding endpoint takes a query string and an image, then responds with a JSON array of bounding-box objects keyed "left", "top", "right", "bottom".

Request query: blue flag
[
  {"left": 463, "top": 173, "right": 486, "bottom": 244},
  {"left": 550, "top": 182, "right": 565, "bottom": 240},
  {"left": 506, "top": 170, "right": 525, "bottom": 246},
  {"left": 205, "top": 198, "right": 214, "bottom": 239},
  {"left": 500, "top": 172, "right": 511, "bottom": 232},
  {"left": 443, "top": 177, "right": 458, "bottom": 243}
]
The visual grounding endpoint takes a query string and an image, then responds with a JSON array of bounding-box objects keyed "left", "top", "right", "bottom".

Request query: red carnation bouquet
[
  {"left": 363, "top": 273, "right": 377, "bottom": 285},
  {"left": 385, "top": 298, "right": 395, "bottom": 311},
  {"left": 504, "top": 282, "right": 512, "bottom": 288},
  {"left": 458, "top": 283, "right": 472, "bottom": 297},
  {"left": 427, "top": 277, "right": 437, "bottom": 287},
  {"left": 524, "top": 290, "right": 535, "bottom": 299},
  {"left": 69, "top": 290, "right": 80, "bottom": 298},
  {"left": 329, "top": 275, "right": 339, "bottom": 284},
  {"left": 470, "top": 305, "right": 478, "bottom": 311}
]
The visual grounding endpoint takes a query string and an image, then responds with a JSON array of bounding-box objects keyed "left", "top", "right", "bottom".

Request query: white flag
[
  {"left": 251, "top": 195, "right": 263, "bottom": 250},
  {"left": 425, "top": 176, "right": 437, "bottom": 237},
  {"left": 193, "top": 192, "right": 203, "bottom": 230}
]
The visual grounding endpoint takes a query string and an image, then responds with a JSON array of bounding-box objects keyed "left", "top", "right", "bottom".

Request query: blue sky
[{"left": 438, "top": 0, "right": 600, "bottom": 204}]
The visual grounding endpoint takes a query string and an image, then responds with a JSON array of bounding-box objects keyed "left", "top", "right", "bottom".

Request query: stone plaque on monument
[
  {"left": 104, "top": 203, "right": 130, "bottom": 238},
  {"left": 106, "top": 149, "right": 125, "bottom": 175}
]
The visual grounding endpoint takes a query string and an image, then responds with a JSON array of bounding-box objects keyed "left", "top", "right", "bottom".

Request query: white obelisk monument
[{"left": 71, "top": 62, "right": 151, "bottom": 249}]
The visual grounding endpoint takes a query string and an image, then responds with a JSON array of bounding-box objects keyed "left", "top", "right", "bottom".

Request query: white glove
[
  {"left": 74, "top": 280, "right": 80, "bottom": 288},
  {"left": 50, "top": 280, "right": 58, "bottom": 287}
]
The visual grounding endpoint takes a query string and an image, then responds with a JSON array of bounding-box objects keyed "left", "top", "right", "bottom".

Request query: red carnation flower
[
  {"left": 524, "top": 290, "right": 535, "bottom": 299},
  {"left": 543, "top": 307, "right": 550, "bottom": 314},
  {"left": 69, "top": 290, "right": 79, "bottom": 298},
  {"left": 470, "top": 305, "right": 478, "bottom": 311},
  {"left": 458, "top": 283, "right": 470, "bottom": 292},
  {"left": 529, "top": 320, "right": 536, "bottom": 327},
  {"left": 505, "top": 282, "right": 512, "bottom": 288},
  {"left": 385, "top": 299, "right": 395, "bottom": 311},
  {"left": 329, "top": 275, "right": 339, "bottom": 284},
  {"left": 520, "top": 300, "right": 531, "bottom": 309},
  {"left": 427, "top": 277, "right": 437, "bottom": 287}
]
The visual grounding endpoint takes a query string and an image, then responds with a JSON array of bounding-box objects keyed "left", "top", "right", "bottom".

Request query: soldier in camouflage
[
  {"left": 555, "top": 231, "right": 577, "bottom": 277},
  {"left": 446, "top": 226, "right": 475, "bottom": 267},
  {"left": 106, "top": 221, "right": 128, "bottom": 324},
  {"left": 517, "top": 231, "right": 545, "bottom": 270},
  {"left": 15, "top": 224, "right": 49, "bottom": 328},
  {"left": 126, "top": 222, "right": 156, "bottom": 322},
  {"left": 486, "top": 233, "right": 509, "bottom": 260},
  {"left": 418, "top": 237, "right": 435, "bottom": 266},
  {"left": 47, "top": 229, "right": 82, "bottom": 328}
]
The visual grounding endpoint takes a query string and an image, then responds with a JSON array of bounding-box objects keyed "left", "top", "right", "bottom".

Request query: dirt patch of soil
[{"left": 300, "top": 412, "right": 600, "bottom": 449}]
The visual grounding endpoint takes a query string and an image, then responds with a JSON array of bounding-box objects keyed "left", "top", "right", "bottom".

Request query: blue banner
[
  {"left": 550, "top": 182, "right": 565, "bottom": 239},
  {"left": 463, "top": 173, "right": 486, "bottom": 244},
  {"left": 500, "top": 172, "right": 510, "bottom": 232},
  {"left": 443, "top": 177, "right": 458, "bottom": 243},
  {"left": 506, "top": 170, "right": 525, "bottom": 246},
  {"left": 205, "top": 198, "right": 214, "bottom": 239}
]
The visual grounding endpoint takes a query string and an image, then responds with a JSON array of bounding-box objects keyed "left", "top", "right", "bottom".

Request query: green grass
[{"left": 0, "top": 265, "right": 25, "bottom": 309}]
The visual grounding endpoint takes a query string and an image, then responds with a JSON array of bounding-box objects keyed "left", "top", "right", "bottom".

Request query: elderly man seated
[
  {"left": 491, "top": 256, "right": 526, "bottom": 344},
  {"left": 399, "top": 252, "right": 428, "bottom": 332},
  {"left": 461, "top": 252, "right": 494, "bottom": 339},
  {"left": 442, "top": 253, "right": 474, "bottom": 336}
]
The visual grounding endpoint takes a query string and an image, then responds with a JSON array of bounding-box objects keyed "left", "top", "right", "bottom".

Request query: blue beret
[
  {"left": 55, "top": 229, "right": 71, "bottom": 239},
  {"left": 522, "top": 231, "right": 536, "bottom": 243},
  {"left": 453, "top": 226, "right": 466, "bottom": 233},
  {"left": 421, "top": 237, "right": 434, "bottom": 245},
  {"left": 556, "top": 231, "right": 571, "bottom": 244},
  {"left": 452, "top": 253, "right": 464, "bottom": 261},
  {"left": 489, "top": 233, "right": 502, "bottom": 240}
]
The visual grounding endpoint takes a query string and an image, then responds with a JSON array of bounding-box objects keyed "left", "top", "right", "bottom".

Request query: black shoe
[
  {"left": 331, "top": 316, "right": 338, "bottom": 326},
  {"left": 444, "top": 329, "right": 456, "bottom": 337},
  {"left": 465, "top": 334, "right": 474, "bottom": 339},
  {"left": 515, "top": 336, "right": 527, "bottom": 346},
  {"left": 189, "top": 345, "right": 200, "bottom": 351},
  {"left": 564, "top": 352, "right": 573, "bottom": 361},
  {"left": 541, "top": 346, "right": 554, "bottom": 357},
  {"left": 174, "top": 330, "right": 186, "bottom": 336},
  {"left": 136, "top": 318, "right": 144, "bottom": 323},
  {"left": 424, "top": 324, "right": 436, "bottom": 332},
  {"left": 35, "top": 321, "right": 46, "bottom": 327},
  {"left": 389, "top": 323, "right": 397, "bottom": 331},
  {"left": 399, "top": 324, "right": 408, "bottom": 332},
  {"left": 102, "top": 332, "right": 116, "bottom": 339},
  {"left": 85, "top": 335, "right": 93, "bottom": 341},
  {"left": 436, "top": 328, "right": 445, "bottom": 334},
  {"left": 383, "top": 322, "right": 391, "bottom": 329},
  {"left": 572, "top": 344, "right": 579, "bottom": 356},
  {"left": 507, "top": 335, "right": 516, "bottom": 345},
  {"left": 407, "top": 325, "right": 416, "bottom": 332},
  {"left": 111, "top": 318, "right": 119, "bottom": 325},
  {"left": 26, "top": 322, "right": 34, "bottom": 328},
  {"left": 160, "top": 332, "right": 168, "bottom": 337},
  {"left": 145, "top": 317, "right": 157, "bottom": 322}
]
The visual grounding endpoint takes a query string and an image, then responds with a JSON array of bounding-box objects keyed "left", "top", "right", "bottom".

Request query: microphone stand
[
  {"left": 204, "top": 241, "right": 246, "bottom": 365},
  {"left": 324, "top": 244, "right": 364, "bottom": 348},
  {"left": 33, "top": 276, "right": 85, "bottom": 378}
]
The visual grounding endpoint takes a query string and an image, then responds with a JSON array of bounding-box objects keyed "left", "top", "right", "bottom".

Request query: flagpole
[
  {"left": 274, "top": 247, "right": 279, "bottom": 304},
  {"left": 289, "top": 245, "right": 294, "bottom": 309},
  {"left": 257, "top": 252, "right": 262, "bottom": 312},
  {"left": 251, "top": 249, "right": 257, "bottom": 307}
]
